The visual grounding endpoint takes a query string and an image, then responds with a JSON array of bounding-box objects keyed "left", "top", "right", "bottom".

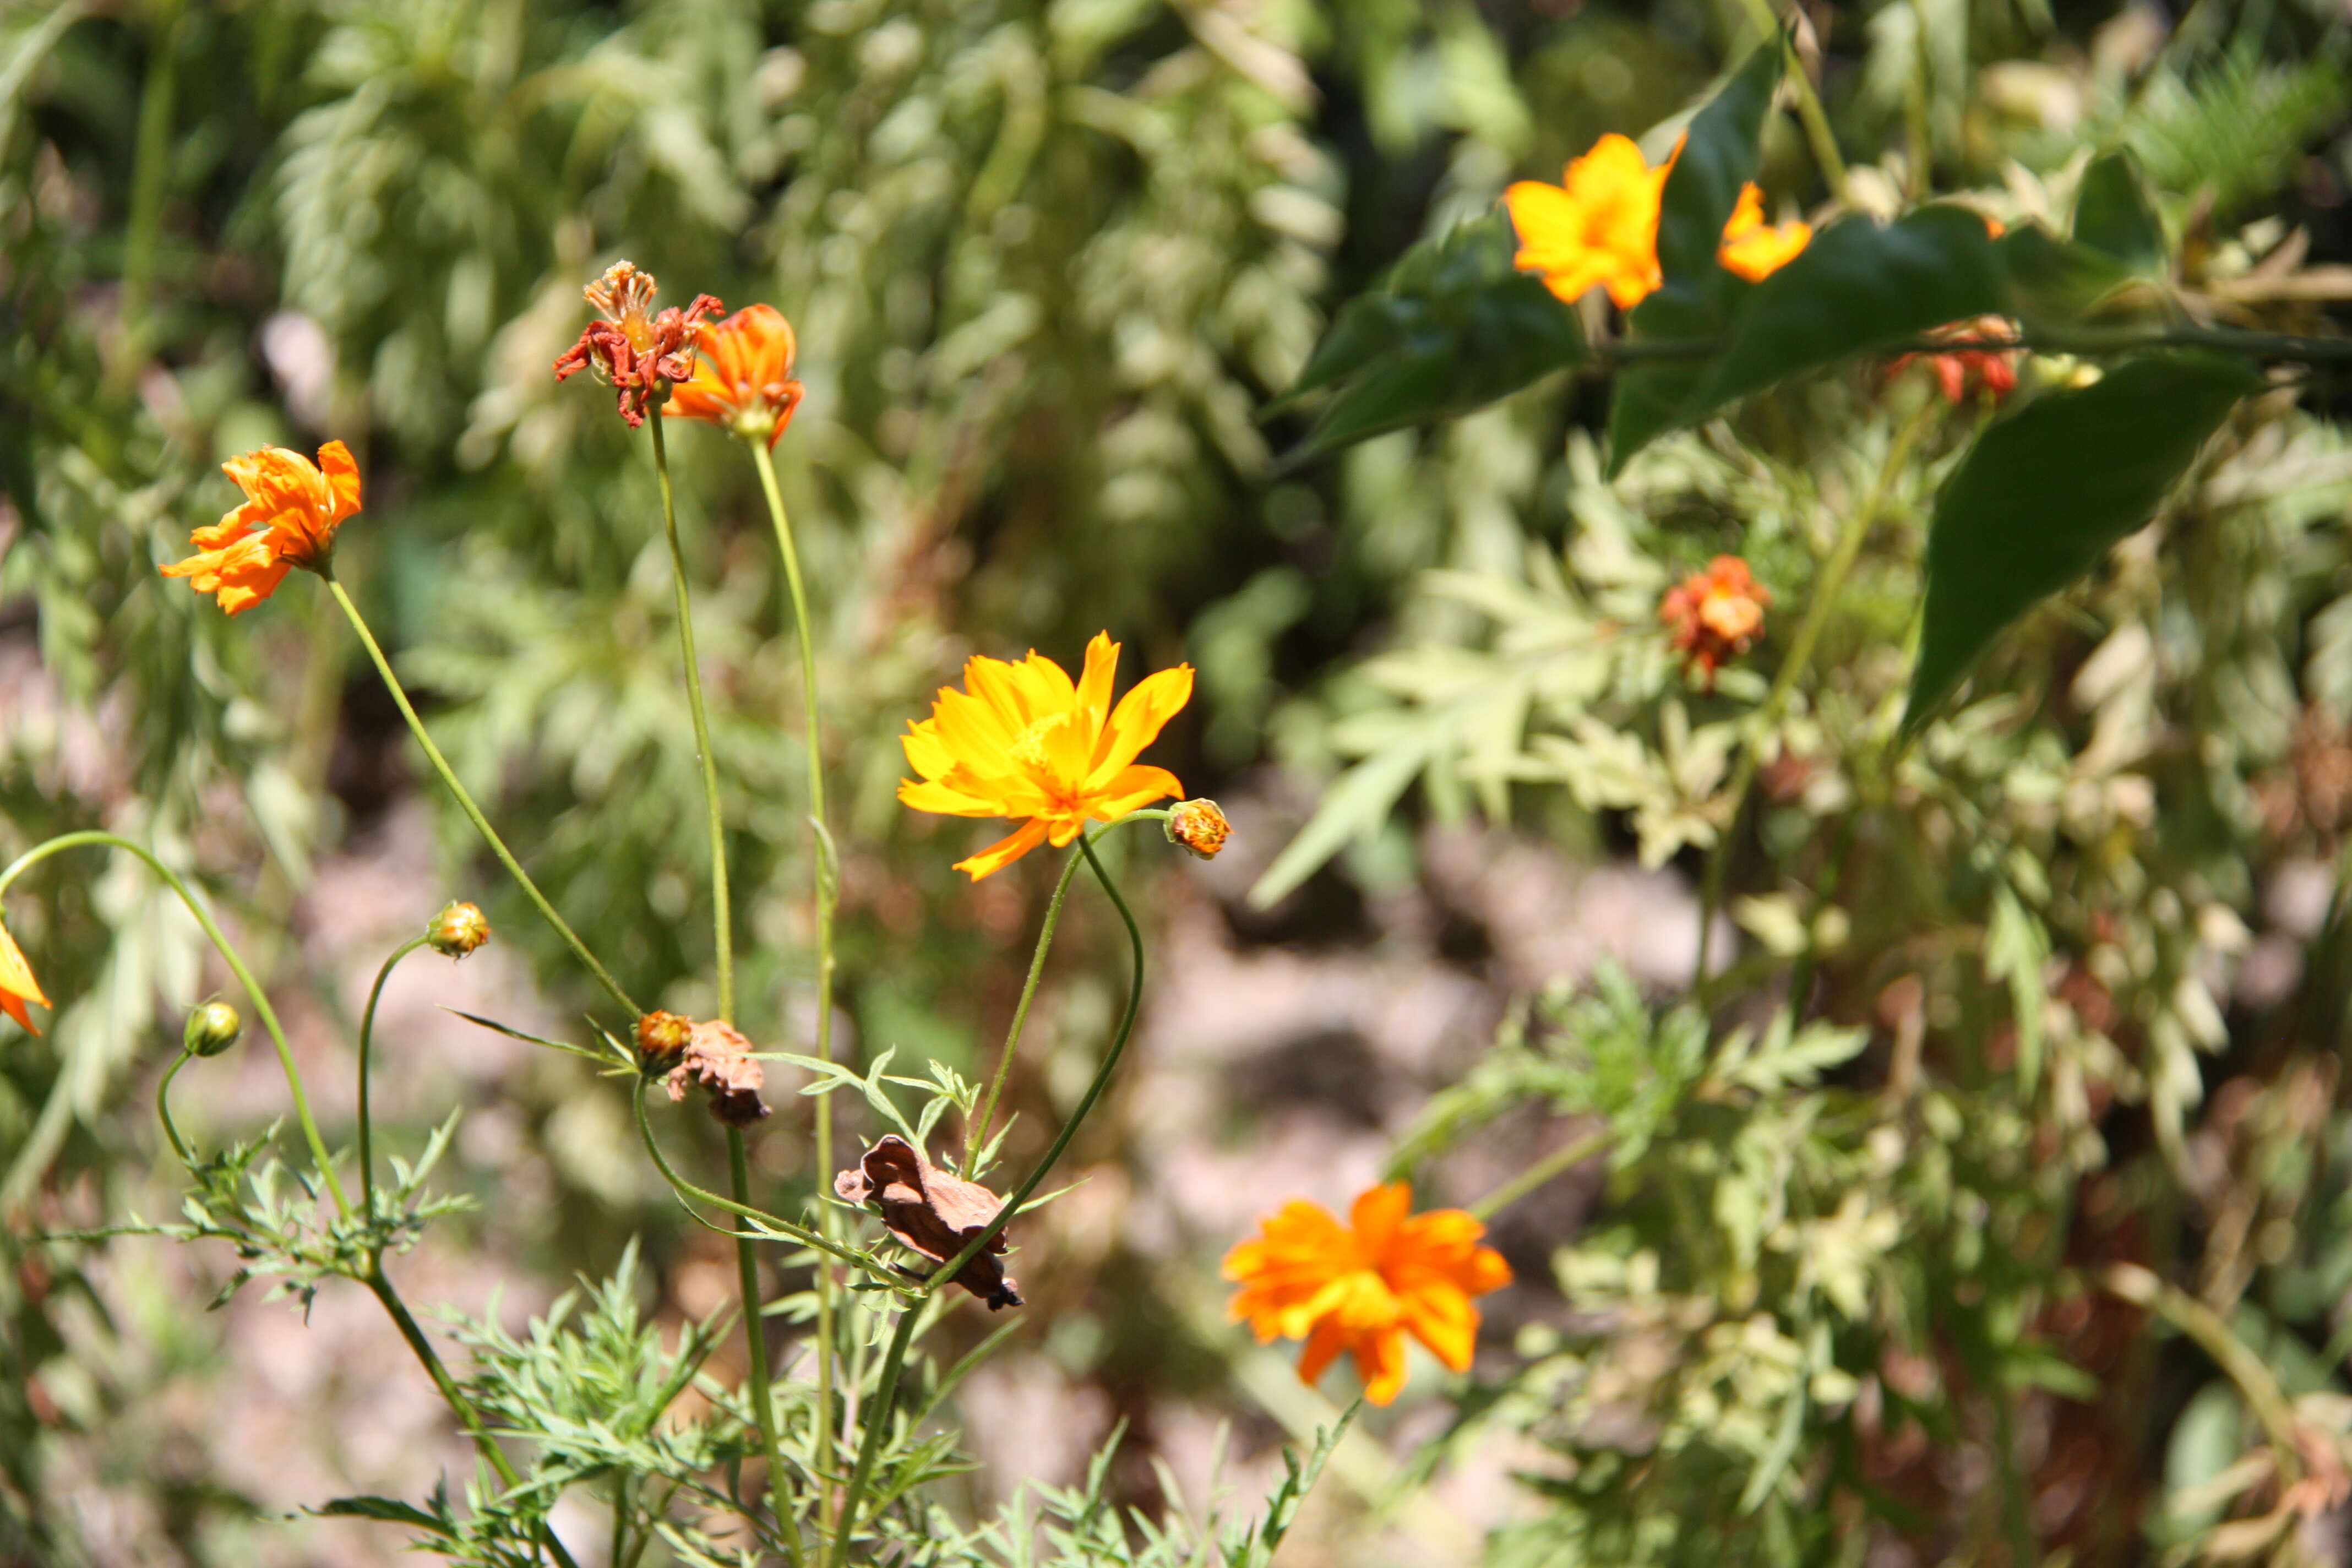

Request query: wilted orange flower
[
  {"left": 666, "top": 304, "right": 805, "bottom": 449},
  {"left": 1504, "top": 134, "right": 1674, "bottom": 309},
  {"left": 160, "top": 442, "right": 361, "bottom": 614},
  {"left": 0, "top": 914, "right": 50, "bottom": 1036},
  {"left": 1717, "top": 184, "right": 1812, "bottom": 281},
  {"left": 1224, "top": 1183, "right": 1511, "bottom": 1407},
  {"left": 1892, "top": 316, "right": 2021, "bottom": 404},
  {"left": 553, "top": 261, "right": 722, "bottom": 428},
  {"left": 898, "top": 633, "right": 1193, "bottom": 879},
  {"left": 1662, "top": 555, "right": 1771, "bottom": 684}
]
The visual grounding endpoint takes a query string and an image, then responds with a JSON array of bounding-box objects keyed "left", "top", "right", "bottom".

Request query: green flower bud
[{"left": 183, "top": 1000, "right": 243, "bottom": 1058}]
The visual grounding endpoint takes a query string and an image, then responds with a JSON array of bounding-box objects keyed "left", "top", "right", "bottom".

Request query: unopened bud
[
  {"left": 183, "top": 1000, "right": 243, "bottom": 1058},
  {"left": 427, "top": 901, "right": 492, "bottom": 958},
  {"left": 1166, "top": 799, "right": 1231, "bottom": 860},
  {"left": 636, "top": 1009, "right": 693, "bottom": 1066}
]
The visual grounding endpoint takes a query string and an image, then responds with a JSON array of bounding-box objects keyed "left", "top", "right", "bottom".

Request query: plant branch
[
  {"left": 357, "top": 935, "right": 428, "bottom": 1216},
  {"left": 650, "top": 414, "right": 733, "bottom": 1023}
]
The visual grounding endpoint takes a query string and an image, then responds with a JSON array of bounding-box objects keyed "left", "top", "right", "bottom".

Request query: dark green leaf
[
  {"left": 1903, "top": 355, "right": 2263, "bottom": 734},
  {"left": 1691, "top": 205, "right": 2006, "bottom": 420},
  {"left": 2072, "top": 150, "right": 2166, "bottom": 274},
  {"left": 1273, "top": 210, "right": 1585, "bottom": 467},
  {"left": 1994, "top": 224, "right": 2139, "bottom": 331},
  {"left": 1606, "top": 42, "right": 1784, "bottom": 473}
]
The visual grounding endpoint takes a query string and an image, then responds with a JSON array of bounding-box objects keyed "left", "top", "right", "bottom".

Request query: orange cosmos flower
[
  {"left": 897, "top": 633, "right": 1193, "bottom": 879},
  {"left": 1660, "top": 554, "right": 1771, "bottom": 685},
  {"left": 161, "top": 441, "right": 361, "bottom": 614},
  {"left": 1224, "top": 1183, "right": 1511, "bottom": 1407},
  {"left": 0, "top": 914, "right": 51, "bottom": 1036},
  {"left": 1716, "top": 184, "right": 1812, "bottom": 281},
  {"left": 665, "top": 304, "right": 805, "bottom": 449},
  {"left": 1504, "top": 133, "right": 1674, "bottom": 309}
]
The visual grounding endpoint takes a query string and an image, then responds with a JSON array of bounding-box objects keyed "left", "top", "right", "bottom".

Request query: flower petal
[
  {"left": 1086, "top": 664, "right": 1193, "bottom": 785},
  {"left": 952, "top": 819, "right": 1050, "bottom": 880}
]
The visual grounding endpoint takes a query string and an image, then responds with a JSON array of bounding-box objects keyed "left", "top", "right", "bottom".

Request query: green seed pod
[{"left": 183, "top": 1000, "right": 243, "bottom": 1058}]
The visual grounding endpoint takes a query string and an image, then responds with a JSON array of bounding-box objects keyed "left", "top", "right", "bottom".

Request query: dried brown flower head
[
  {"left": 553, "top": 261, "right": 723, "bottom": 428},
  {"left": 661, "top": 1017, "right": 769, "bottom": 1126},
  {"left": 1166, "top": 798, "right": 1231, "bottom": 859},
  {"left": 834, "top": 1135, "right": 1024, "bottom": 1310}
]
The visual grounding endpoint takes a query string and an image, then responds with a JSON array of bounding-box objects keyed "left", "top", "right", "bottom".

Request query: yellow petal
[
  {"left": 952, "top": 819, "right": 1050, "bottom": 880},
  {"left": 1086, "top": 665, "right": 1194, "bottom": 785}
]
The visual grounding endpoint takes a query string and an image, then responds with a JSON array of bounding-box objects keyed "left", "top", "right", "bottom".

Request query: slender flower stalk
[
  {"left": 322, "top": 573, "right": 639, "bottom": 1019},
  {"left": 0, "top": 831, "right": 349, "bottom": 1218},
  {"left": 747, "top": 435, "right": 844, "bottom": 1514},
  {"left": 155, "top": 1048, "right": 198, "bottom": 1168},
  {"left": 831, "top": 825, "right": 1148, "bottom": 1565},
  {"left": 356, "top": 935, "right": 428, "bottom": 1214}
]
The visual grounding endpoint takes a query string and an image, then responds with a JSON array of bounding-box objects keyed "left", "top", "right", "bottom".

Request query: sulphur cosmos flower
[
  {"left": 897, "top": 634, "right": 1193, "bottom": 879},
  {"left": 1224, "top": 1183, "right": 1511, "bottom": 1407},
  {"left": 666, "top": 303, "right": 805, "bottom": 449},
  {"left": 1504, "top": 134, "right": 1812, "bottom": 307},
  {"left": 161, "top": 442, "right": 361, "bottom": 614},
  {"left": 0, "top": 913, "right": 51, "bottom": 1036}
]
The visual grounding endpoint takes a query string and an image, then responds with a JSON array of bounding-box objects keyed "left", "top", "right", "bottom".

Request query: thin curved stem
[
  {"left": 650, "top": 415, "right": 733, "bottom": 1023},
  {"left": 323, "top": 574, "right": 639, "bottom": 1020},
  {"left": 830, "top": 826, "right": 1149, "bottom": 1565},
  {"left": 1694, "top": 396, "right": 1935, "bottom": 983},
  {"left": 967, "top": 851, "right": 1083, "bottom": 1169},
  {"left": 0, "top": 831, "right": 349, "bottom": 1218},
  {"left": 629, "top": 1087, "right": 886, "bottom": 1276},
  {"left": 155, "top": 1048, "right": 197, "bottom": 1169},
  {"left": 357, "top": 935, "right": 429, "bottom": 1215},
  {"left": 1467, "top": 1126, "right": 1615, "bottom": 1222},
  {"left": 747, "top": 437, "right": 841, "bottom": 1509},
  {"left": 1603, "top": 323, "right": 2352, "bottom": 365}
]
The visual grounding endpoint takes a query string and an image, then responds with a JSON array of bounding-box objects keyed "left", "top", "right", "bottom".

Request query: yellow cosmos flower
[
  {"left": 161, "top": 442, "right": 361, "bottom": 614},
  {"left": 1717, "top": 184, "right": 1813, "bottom": 281},
  {"left": 898, "top": 634, "right": 1194, "bottom": 879},
  {"left": 1504, "top": 133, "right": 1674, "bottom": 309},
  {"left": 0, "top": 914, "right": 52, "bottom": 1036},
  {"left": 1224, "top": 1183, "right": 1512, "bottom": 1406}
]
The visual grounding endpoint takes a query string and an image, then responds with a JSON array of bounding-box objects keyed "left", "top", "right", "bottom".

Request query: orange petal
[
  {"left": 0, "top": 918, "right": 48, "bottom": 1036},
  {"left": 1086, "top": 765, "right": 1184, "bottom": 823},
  {"left": 952, "top": 819, "right": 1050, "bottom": 880},
  {"left": 1349, "top": 1182, "right": 1413, "bottom": 1251},
  {"left": 1354, "top": 1325, "right": 1411, "bottom": 1405},
  {"left": 1297, "top": 1316, "right": 1351, "bottom": 1387},
  {"left": 1397, "top": 1278, "right": 1480, "bottom": 1371},
  {"left": 317, "top": 440, "right": 363, "bottom": 523},
  {"left": 1087, "top": 665, "right": 1193, "bottom": 784}
]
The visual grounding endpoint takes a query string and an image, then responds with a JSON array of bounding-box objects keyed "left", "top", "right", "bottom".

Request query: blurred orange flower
[
  {"left": 1504, "top": 133, "right": 1674, "bottom": 309},
  {"left": 1506, "top": 134, "right": 1814, "bottom": 306},
  {"left": 160, "top": 442, "right": 361, "bottom": 614},
  {"left": 1661, "top": 554, "right": 1771, "bottom": 684},
  {"left": 1716, "top": 184, "right": 1812, "bottom": 281},
  {"left": 1892, "top": 316, "right": 2021, "bottom": 404},
  {"left": 1224, "top": 1183, "right": 1511, "bottom": 1406},
  {"left": 0, "top": 914, "right": 50, "bottom": 1036},
  {"left": 897, "top": 633, "right": 1193, "bottom": 879},
  {"left": 666, "top": 304, "right": 805, "bottom": 448}
]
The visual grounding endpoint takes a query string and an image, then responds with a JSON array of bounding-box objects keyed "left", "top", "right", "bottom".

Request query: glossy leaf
[
  {"left": 2072, "top": 150, "right": 2166, "bottom": 274},
  {"left": 1902, "top": 355, "right": 2263, "bottom": 735},
  {"left": 1690, "top": 206, "right": 2006, "bottom": 420},
  {"left": 1605, "top": 42, "right": 1784, "bottom": 474},
  {"left": 1271, "top": 209, "right": 1585, "bottom": 468},
  {"left": 1995, "top": 224, "right": 2141, "bottom": 331}
]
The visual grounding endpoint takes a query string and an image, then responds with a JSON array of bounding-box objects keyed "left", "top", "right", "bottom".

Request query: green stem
[
  {"left": 323, "top": 574, "right": 638, "bottom": 1019},
  {"left": 1733, "top": 0, "right": 1850, "bottom": 205},
  {"left": 830, "top": 827, "right": 1148, "bottom": 1566},
  {"left": 729, "top": 1126, "right": 804, "bottom": 1568},
  {"left": 364, "top": 1267, "right": 586, "bottom": 1568},
  {"left": 1605, "top": 323, "right": 2352, "bottom": 364},
  {"left": 155, "top": 1048, "right": 197, "bottom": 1168},
  {"left": 629, "top": 1088, "right": 884, "bottom": 1276},
  {"left": 747, "top": 435, "right": 841, "bottom": 1521},
  {"left": 1466, "top": 1126, "right": 1615, "bottom": 1222},
  {"left": 966, "top": 848, "right": 1085, "bottom": 1169},
  {"left": 357, "top": 935, "right": 429, "bottom": 1216},
  {"left": 0, "top": 831, "right": 349, "bottom": 1218},
  {"left": 650, "top": 415, "right": 732, "bottom": 1023},
  {"left": 1693, "top": 397, "right": 1936, "bottom": 982}
]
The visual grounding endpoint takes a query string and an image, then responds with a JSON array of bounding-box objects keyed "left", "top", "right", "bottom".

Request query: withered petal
[{"left": 835, "top": 1135, "right": 1023, "bottom": 1310}]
